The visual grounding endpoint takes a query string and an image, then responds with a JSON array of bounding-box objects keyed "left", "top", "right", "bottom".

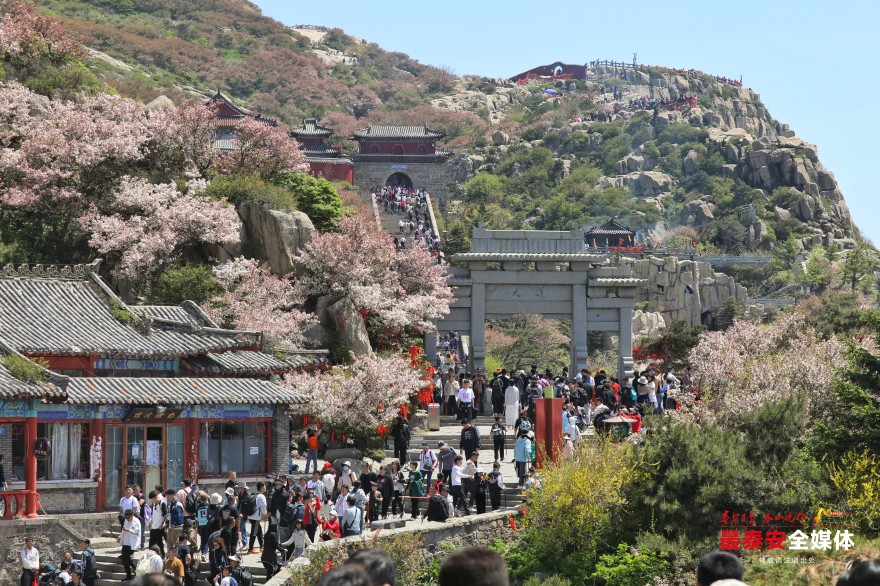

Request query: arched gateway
[
  {"left": 385, "top": 172, "right": 413, "bottom": 189},
  {"left": 427, "top": 224, "right": 646, "bottom": 378}
]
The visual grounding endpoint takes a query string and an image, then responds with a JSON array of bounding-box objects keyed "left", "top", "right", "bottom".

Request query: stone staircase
[{"left": 89, "top": 544, "right": 271, "bottom": 586}]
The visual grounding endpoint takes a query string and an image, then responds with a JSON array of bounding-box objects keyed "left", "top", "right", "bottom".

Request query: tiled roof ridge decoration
[
  {"left": 0, "top": 259, "right": 102, "bottom": 280},
  {"left": 181, "top": 300, "right": 220, "bottom": 328},
  {"left": 351, "top": 124, "right": 446, "bottom": 139},
  {"left": 290, "top": 118, "right": 334, "bottom": 137}
]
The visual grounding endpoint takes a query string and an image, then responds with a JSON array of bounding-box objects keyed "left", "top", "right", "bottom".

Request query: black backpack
[
  {"left": 81, "top": 550, "right": 97, "bottom": 578},
  {"left": 284, "top": 502, "right": 305, "bottom": 526},
  {"left": 491, "top": 378, "right": 504, "bottom": 401},
  {"left": 430, "top": 494, "right": 449, "bottom": 521},
  {"left": 184, "top": 488, "right": 198, "bottom": 515},
  {"left": 239, "top": 492, "right": 257, "bottom": 517},
  {"left": 235, "top": 567, "right": 253, "bottom": 586}
]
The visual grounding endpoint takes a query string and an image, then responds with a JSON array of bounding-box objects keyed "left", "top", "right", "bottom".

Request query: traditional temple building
[
  {"left": 351, "top": 124, "right": 451, "bottom": 197},
  {"left": 0, "top": 262, "right": 326, "bottom": 515},
  {"left": 207, "top": 91, "right": 277, "bottom": 152},
  {"left": 585, "top": 217, "right": 636, "bottom": 248},
  {"left": 289, "top": 119, "right": 354, "bottom": 183}
]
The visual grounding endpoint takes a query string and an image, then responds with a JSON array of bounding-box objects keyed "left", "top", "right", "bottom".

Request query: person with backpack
[
  {"left": 177, "top": 479, "right": 195, "bottom": 521},
  {"left": 390, "top": 416, "right": 411, "bottom": 465},
  {"left": 164, "top": 489, "right": 185, "bottom": 550},
  {"left": 246, "top": 482, "right": 267, "bottom": 554},
  {"left": 473, "top": 469, "right": 487, "bottom": 514},
  {"left": 424, "top": 484, "right": 449, "bottom": 522},
  {"left": 437, "top": 441, "right": 456, "bottom": 485},
  {"left": 148, "top": 490, "right": 168, "bottom": 558},
  {"left": 490, "top": 416, "right": 507, "bottom": 462},
  {"left": 78, "top": 539, "right": 97, "bottom": 586},
  {"left": 418, "top": 442, "right": 438, "bottom": 488},
  {"left": 175, "top": 533, "right": 198, "bottom": 586},
  {"left": 514, "top": 432, "right": 531, "bottom": 487},
  {"left": 216, "top": 565, "right": 238, "bottom": 586},
  {"left": 486, "top": 462, "right": 505, "bottom": 511},
  {"left": 228, "top": 556, "right": 253, "bottom": 586},
  {"left": 341, "top": 495, "right": 362, "bottom": 537}
]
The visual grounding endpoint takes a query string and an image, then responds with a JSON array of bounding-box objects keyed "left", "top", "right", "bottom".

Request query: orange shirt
[{"left": 308, "top": 436, "right": 318, "bottom": 450}]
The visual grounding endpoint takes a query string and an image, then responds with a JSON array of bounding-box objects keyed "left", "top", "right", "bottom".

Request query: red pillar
[
  {"left": 534, "top": 398, "right": 563, "bottom": 468},
  {"left": 25, "top": 412, "right": 38, "bottom": 518},
  {"left": 186, "top": 418, "right": 200, "bottom": 483},
  {"left": 93, "top": 418, "right": 106, "bottom": 511}
]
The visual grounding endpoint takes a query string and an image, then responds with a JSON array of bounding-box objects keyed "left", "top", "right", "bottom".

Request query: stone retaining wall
[
  {"left": 0, "top": 513, "right": 116, "bottom": 585},
  {"left": 266, "top": 508, "right": 522, "bottom": 585}
]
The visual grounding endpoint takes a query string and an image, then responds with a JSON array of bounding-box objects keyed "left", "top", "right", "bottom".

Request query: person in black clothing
[
  {"left": 377, "top": 466, "right": 394, "bottom": 519},
  {"left": 490, "top": 417, "right": 506, "bottom": 462},
  {"left": 359, "top": 463, "right": 378, "bottom": 494},
  {"left": 459, "top": 419, "right": 481, "bottom": 459},
  {"left": 390, "top": 417, "right": 411, "bottom": 465},
  {"left": 0, "top": 454, "right": 7, "bottom": 491},
  {"left": 175, "top": 535, "right": 196, "bottom": 586},
  {"left": 490, "top": 374, "right": 505, "bottom": 416},
  {"left": 220, "top": 516, "right": 238, "bottom": 556},
  {"left": 473, "top": 470, "right": 487, "bottom": 514},
  {"left": 424, "top": 485, "right": 448, "bottom": 522},
  {"left": 260, "top": 520, "right": 282, "bottom": 578},
  {"left": 208, "top": 535, "right": 227, "bottom": 582}
]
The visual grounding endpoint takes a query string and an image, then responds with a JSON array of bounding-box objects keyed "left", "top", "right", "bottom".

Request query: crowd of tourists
[{"left": 372, "top": 186, "right": 441, "bottom": 258}]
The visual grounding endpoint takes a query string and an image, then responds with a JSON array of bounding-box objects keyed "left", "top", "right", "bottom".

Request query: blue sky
[{"left": 255, "top": 0, "right": 879, "bottom": 244}]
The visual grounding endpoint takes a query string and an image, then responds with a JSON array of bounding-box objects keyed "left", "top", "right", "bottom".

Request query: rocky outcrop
[
  {"left": 328, "top": 297, "right": 372, "bottom": 356},
  {"left": 597, "top": 171, "right": 672, "bottom": 198},
  {"left": 630, "top": 256, "right": 748, "bottom": 327},
  {"left": 238, "top": 201, "right": 315, "bottom": 275},
  {"left": 632, "top": 309, "right": 666, "bottom": 339},
  {"left": 680, "top": 200, "right": 715, "bottom": 225}
]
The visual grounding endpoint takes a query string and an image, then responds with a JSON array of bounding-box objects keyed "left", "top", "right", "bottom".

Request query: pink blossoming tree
[
  {"left": 206, "top": 257, "right": 316, "bottom": 351},
  {"left": 687, "top": 311, "right": 844, "bottom": 427},
  {"left": 213, "top": 115, "right": 308, "bottom": 179},
  {"left": 84, "top": 177, "right": 240, "bottom": 285},
  {"left": 292, "top": 213, "right": 453, "bottom": 345},
  {"left": 285, "top": 352, "right": 424, "bottom": 447}
]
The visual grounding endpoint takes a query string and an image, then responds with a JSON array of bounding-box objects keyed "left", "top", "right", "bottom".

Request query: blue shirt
[{"left": 514, "top": 437, "right": 531, "bottom": 463}]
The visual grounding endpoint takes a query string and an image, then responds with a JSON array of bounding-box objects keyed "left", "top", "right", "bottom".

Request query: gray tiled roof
[
  {"left": 65, "top": 376, "right": 307, "bottom": 405},
  {"left": 305, "top": 157, "right": 353, "bottom": 165},
  {"left": 0, "top": 345, "right": 67, "bottom": 399},
  {"left": 301, "top": 145, "right": 342, "bottom": 157},
  {"left": 182, "top": 350, "right": 329, "bottom": 376},
  {"left": 290, "top": 119, "right": 334, "bottom": 138},
  {"left": 133, "top": 302, "right": 220, "bottom": 328},
  {"left": 352, "top": 125, "right": 445, "bottom": 139},
  {"left": 0, "top": 266, "right": 260, "bottom": 358},
  {"left": 586, "top": 217, "right": 635, "bottom": 236}
]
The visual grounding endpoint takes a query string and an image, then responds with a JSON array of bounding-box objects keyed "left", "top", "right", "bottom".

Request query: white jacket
[{"left": 121, "top": 518, "right": 141, "bottom": 549}]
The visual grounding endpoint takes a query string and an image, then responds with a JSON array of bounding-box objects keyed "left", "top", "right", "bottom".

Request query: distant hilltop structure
[{"left": 510, "top": 59, "right": 742, "bottom": 88}]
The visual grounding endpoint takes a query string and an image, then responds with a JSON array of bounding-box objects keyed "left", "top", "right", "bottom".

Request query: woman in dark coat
[{"left": 261, "top": 519, "right": 282, "bottom": 577}]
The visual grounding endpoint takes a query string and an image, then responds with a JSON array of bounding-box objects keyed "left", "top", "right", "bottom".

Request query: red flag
[{"left": 508, "top": 515, "right": 517, "bottom": 531}]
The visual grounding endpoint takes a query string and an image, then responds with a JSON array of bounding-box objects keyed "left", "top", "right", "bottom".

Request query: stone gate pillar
[
  {"left": 571, "top": 283, "right": 588, "bottom": 373},
  {"left": 617, "top": 306, "right": 634, "bottom": 379},
  {"left": 470, "top": 283, "right": 486, "bottom": 372}
]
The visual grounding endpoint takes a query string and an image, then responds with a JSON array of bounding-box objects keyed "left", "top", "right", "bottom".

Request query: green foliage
[
  {"left": 800, "top": 291, "right": 869, "bottom": 340},
  {"left": 522, "top": 576, "right": 572, "bottom": 586},
  {"left": 146, "top": 264, "right": 220, "bottom": 305},
  {"left": 288, "top": 532, "right": 428, "bottom": 586},
  {"left": 803, "top": 247, "right": 832, "bottom": 293},
  {"left": 715, "top": 296, "right": 745, "bottom": 331},
  {"left": 109, "top": 298, "right": 138, "bottom": 326},
  {"left": 3, "top": 354, "right": 49, "bottom": 384},
  {"left": 628, "top": 397, "right": 830, "bottom": 544},
  {"left": 842, "top": 241, "right": 875, "bottom": 292},
  {"left": 274, "top": 173, "right": 342, "bottom": 231},
  {"left": 205, "top": 174, "right": 296, "bottom": 210},
  {"left": 327, "top": 331, "right": 353, "bottom": 365},
  {"left": 635, "top": 320, "right": 704, "bottom": 370},
  {"left": 813, "top": 311, "right": 880, "bottom": 459},
  {"left": 591, "top": 543, "right": 669, "bottom": 586},
  {"left": 444, "top": 218, "right": 472, "bottom": 256},
  {"left": 826, "top": 451, "right": 880, "bottom": 532}
]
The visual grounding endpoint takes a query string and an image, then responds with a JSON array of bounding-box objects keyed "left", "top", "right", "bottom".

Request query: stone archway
[
  {"left": 385, "top": 172, "right": 413, "bottom": 189},
  {"left": 429, "top": 224, "right": 646, "bottom": 378}
]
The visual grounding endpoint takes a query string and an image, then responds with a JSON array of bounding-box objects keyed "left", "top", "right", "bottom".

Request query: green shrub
[
  {"left": 109, "top": 298, "right": 138, "bottom": 326},
  {"left": 274, "top": 173, "right": 343, "bottom": 231},
  {"left": 591, "top": 543, "right": 669, "bottom": 586},
  {"left": 146, "top": 264, "right": 221, "bottom": 305},
  {"left": 205, "top": 174, "right": 297, "bottom": 210},
  {"left": 3, "top": 354, "right": 49, "bottom": 383}
]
